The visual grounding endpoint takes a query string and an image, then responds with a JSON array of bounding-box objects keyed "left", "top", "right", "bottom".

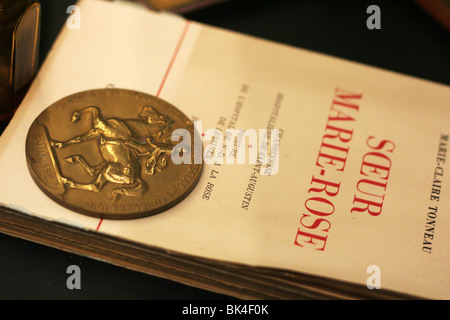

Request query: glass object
[{"left": 0, "top": 0, "right": 40, "bottom": 124}]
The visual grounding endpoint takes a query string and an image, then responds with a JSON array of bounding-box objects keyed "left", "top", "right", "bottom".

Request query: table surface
[{"left": 0, "top": 0, "right": 448, "bottom": 300}]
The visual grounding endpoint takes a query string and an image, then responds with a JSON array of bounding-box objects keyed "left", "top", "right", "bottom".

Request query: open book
[{"left": 0, "top": 0, "right": 448, "bottom": 299}]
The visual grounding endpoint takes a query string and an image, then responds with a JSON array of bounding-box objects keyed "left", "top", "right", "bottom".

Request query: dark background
[{"left": 0, "top": 0, "right": 448, "bottom": 300}]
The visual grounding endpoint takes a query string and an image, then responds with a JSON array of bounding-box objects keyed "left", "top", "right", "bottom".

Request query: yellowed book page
[{"left": 0, "top": 0, "right": 448, "bottom": 299}]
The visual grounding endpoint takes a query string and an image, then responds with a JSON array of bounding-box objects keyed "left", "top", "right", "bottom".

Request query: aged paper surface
[{"left": 0, "top": 0, "right": 448, "bottom": 298}]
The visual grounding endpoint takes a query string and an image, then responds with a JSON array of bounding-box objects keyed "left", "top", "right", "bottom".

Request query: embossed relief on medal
[{"left": 25, "top": 88, "right": 202, "bottom": 219}]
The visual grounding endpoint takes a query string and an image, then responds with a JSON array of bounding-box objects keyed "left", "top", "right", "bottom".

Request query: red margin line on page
[
  {"left": 96, "top": 20, "right": 191, "bottom": 232},
  {"left": 156, "top": 20, "right": 191, "bottom": 98}
]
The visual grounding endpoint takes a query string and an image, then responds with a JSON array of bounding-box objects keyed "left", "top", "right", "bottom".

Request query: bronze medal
[{"left": 25, "top": 88, "right": 202, "bottom": 219}]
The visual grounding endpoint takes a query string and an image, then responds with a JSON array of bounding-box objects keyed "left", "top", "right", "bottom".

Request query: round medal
[{"left": 25, "top": 88, "right": 202, "bottom": 219}]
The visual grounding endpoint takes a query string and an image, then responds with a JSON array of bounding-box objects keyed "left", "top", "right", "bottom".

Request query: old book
[{"left": 0, "top": 0, "right": 448, "bottom": 299}]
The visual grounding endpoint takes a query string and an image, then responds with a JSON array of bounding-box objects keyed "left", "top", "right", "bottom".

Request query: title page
[{"left": 0, "top": 0, "right": 448, "bottom": 299}]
